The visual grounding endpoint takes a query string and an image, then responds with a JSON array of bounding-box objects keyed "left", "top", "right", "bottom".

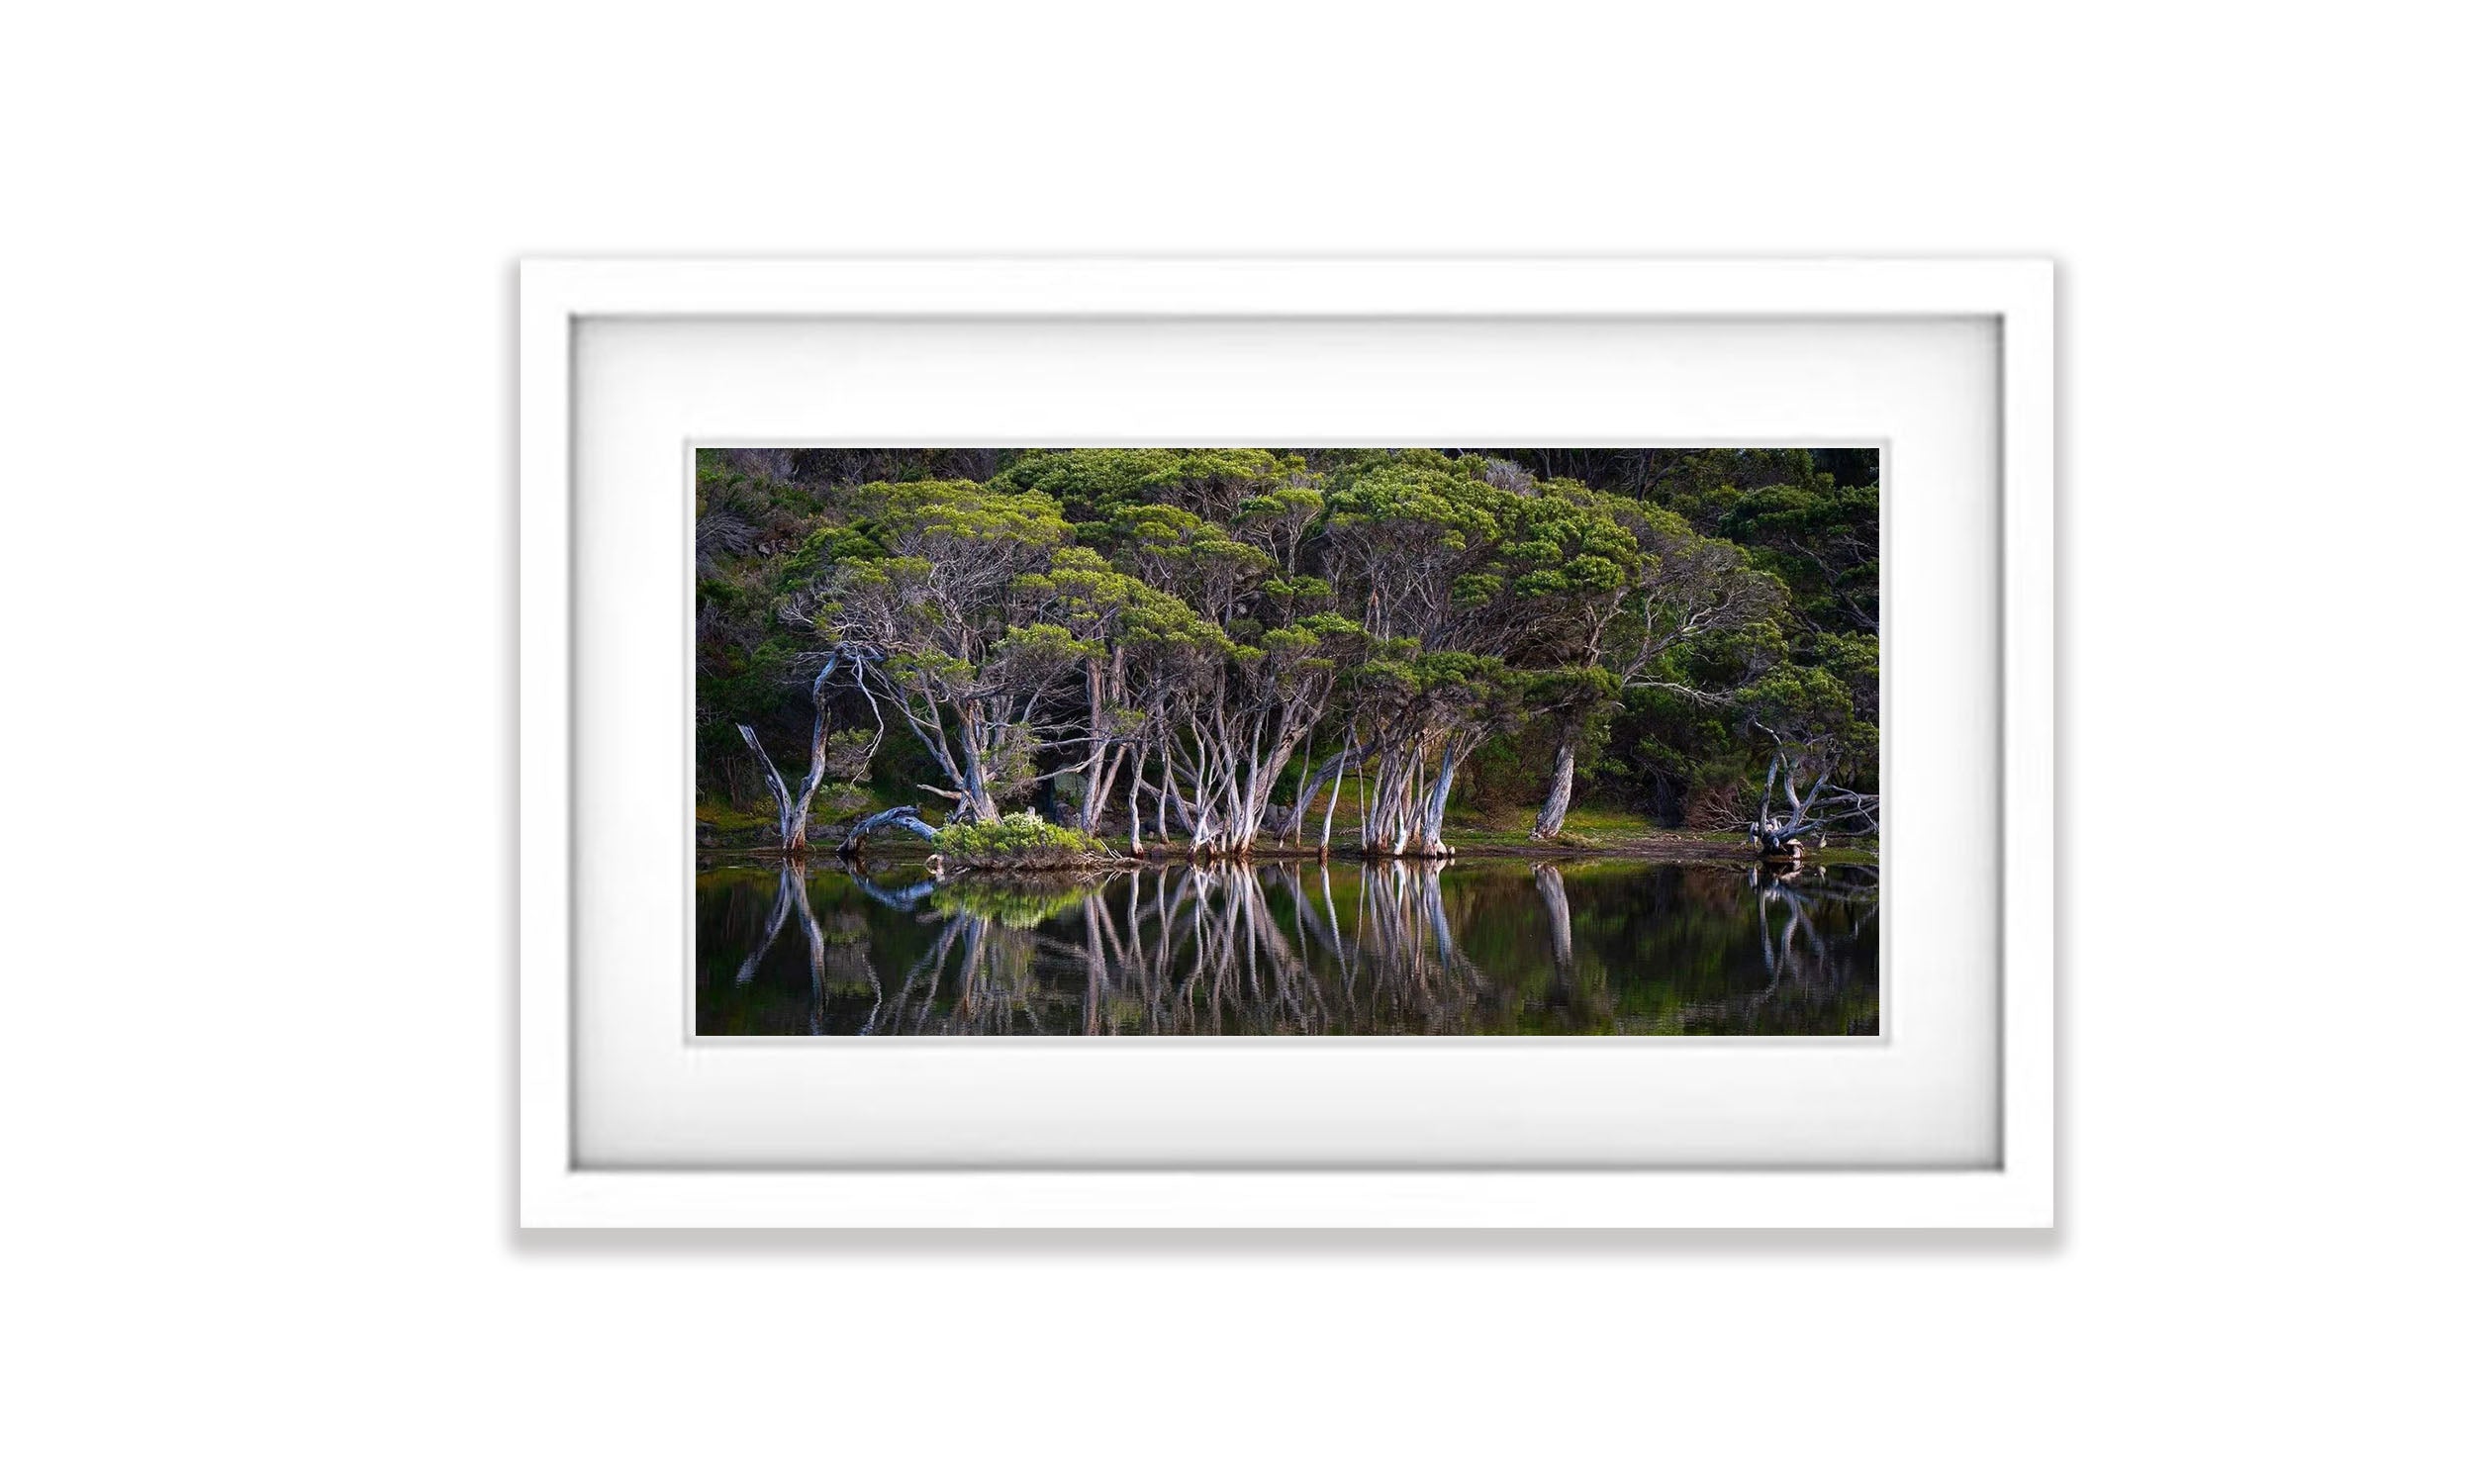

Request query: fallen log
[{"left": 834, "top": 805, "right": 942, "bottom": 859}]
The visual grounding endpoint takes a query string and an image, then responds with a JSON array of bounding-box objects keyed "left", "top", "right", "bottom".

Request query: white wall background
[{"left": 3, "top": 5, "right": 2465, "bottom": 1480}]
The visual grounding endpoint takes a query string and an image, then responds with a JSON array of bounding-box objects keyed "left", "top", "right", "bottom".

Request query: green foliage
[
  {"left": 1738, "top": 629, "right": 1880, "bottom": 782},
  {"left": 813, "top": 782, "right": 875, "bottom": 819},
  {"left": 994, "top": 447, "right": 1305, "bottom": 525},
  {"left": 1102, "top": 503, "right": 1271, "bottom": 623},
  {"left": 864, "top": 479, "right": 1073, "bottom": 552},
  {"left": 929, "top": 878, "right": 1098, "bottom": 929},
  {"left": 1717, "top": 480, "right": 1880, "bottom": 632},
  {"left": 933, "top": 809, "right": 1109, "bottom": 862},
  {"left": 783, "top": 522, "right": 884, "bottom": 586},
  {"left": 818, "top": 728, "right": 878, "bottom": 784},
  {"left": 695, "top": 446, "right": 1880, "bottom": 836}
]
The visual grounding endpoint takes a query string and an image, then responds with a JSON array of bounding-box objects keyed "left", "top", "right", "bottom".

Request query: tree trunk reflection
[{"left": 699, "top": 856, "right": 1878, "bottom": 1036}]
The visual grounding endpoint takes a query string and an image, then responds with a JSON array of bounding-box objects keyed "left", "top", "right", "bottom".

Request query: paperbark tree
[
  {"left": 1152, "top": 615, "right": 1357, "bottom": 857},
  {"left": 801, "top": 481, "right": 1076, "bottom": 823},
  {"left": 734, "top": 651, "right": 881, "bottom": 855},
  {"left": 1527, "top": 505, "right": 1781, "bottom": 839},
  {"left": 1316, "top": 455, "right": 1543, "bottom": 855},
  {"left": 1011, "top": 546, "right": 1217, "bottom": 836},
  {"left": 1737, "top": 629, "right": 1880, "bottom": 856},
  {"left": 700, "top": 448, "right": 1878, "bottom": 866},
  {"left": 1745, "top": 751, "right": 1880, "bottom": 858}
]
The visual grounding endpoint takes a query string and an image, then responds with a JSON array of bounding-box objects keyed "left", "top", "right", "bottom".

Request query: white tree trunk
[
  {"left": 833, "top": 805, "right": 941, "bottom": 857},
  {"left": 1531, "top": 863, "right": 1575, "bottom": 977},
  {"left": 1748, "top": 752, "right": 1846, "bottom": 858},
  {"left": 738, "top": 722, "right": 826, "bottom": 854},
  {"left": 1317, "top": 740, "right": 1346, "bottom": 856},
  {"left": 950, "top": 700, "right": 1002, "bottom": 823},
  {"left": 1410, "top": 741, "right": 1459, "bottom": 856},
  {"left": 734, "top": 657, "right": 853, "bottom": 854},
  {"left": 1529, "top": 734, "right": 1577, "bottom": 840}
]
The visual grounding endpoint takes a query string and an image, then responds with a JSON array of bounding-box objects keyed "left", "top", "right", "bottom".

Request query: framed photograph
[{"left": 520, "top": 257, "right": 2052, "bottom": 1227}]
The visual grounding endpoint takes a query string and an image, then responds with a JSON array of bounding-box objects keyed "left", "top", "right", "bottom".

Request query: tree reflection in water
[
  {"left": 1716, "top": 861, "right": 1879, "bottom": 1032},
  {"left": 697, "top": 856, "right": 1878, "bottom": 1036}
]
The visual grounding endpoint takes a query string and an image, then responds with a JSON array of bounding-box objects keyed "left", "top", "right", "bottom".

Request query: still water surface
[{"left": 697, "top": 857, "right": 1876, "bottom": 1036}]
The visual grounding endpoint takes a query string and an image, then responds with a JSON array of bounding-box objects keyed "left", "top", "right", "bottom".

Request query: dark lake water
[{"left": 697, "top": 856, "right": 1877, "bottom": 1036}]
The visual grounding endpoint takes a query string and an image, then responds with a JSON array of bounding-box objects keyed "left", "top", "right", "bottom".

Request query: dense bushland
[{"left": 698, "top": 447, "right": 1878, "bottom": 857}]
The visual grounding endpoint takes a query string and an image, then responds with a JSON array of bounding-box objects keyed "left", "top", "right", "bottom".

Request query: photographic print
[{"left": 696, "top": 448, "right": 1879, "bottom": 1036}]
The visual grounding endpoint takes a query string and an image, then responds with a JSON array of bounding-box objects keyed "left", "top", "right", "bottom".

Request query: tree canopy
[{"left": 697, "top": 447, "right": 1881, "bottom": 854}]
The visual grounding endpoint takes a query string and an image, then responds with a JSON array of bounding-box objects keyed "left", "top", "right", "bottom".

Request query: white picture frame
[{"left": 520, "top": 256, "right": 2053, "bottom": 1228}]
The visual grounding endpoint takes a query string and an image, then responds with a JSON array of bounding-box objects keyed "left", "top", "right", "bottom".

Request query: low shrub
[{"left": 933, "top": 809, "right": 1110, "bottom": 865}]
